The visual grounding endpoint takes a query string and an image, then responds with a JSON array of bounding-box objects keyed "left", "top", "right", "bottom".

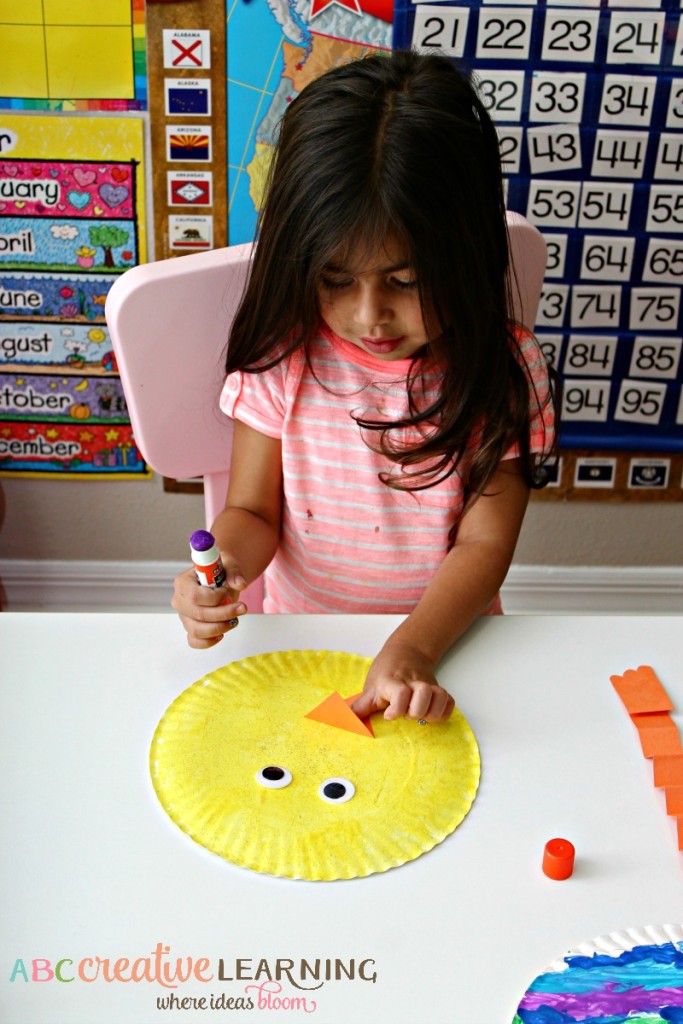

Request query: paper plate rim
[{"left": 545, "top": 923, "right": 683, "bottom": 973}]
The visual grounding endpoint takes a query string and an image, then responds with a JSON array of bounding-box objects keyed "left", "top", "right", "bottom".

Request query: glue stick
[{"left": 190, "top": 530, "right": 227, "bottom": 589}]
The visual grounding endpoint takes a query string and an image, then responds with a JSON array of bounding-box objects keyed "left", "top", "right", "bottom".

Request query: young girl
[{"left": 173, "top": 49, "right": 557, "bottom": 725}]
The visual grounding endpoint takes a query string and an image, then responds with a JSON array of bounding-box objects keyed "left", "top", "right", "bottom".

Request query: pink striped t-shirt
[{"left": 220, "top": 325, "right": 554, "bottom": 614}]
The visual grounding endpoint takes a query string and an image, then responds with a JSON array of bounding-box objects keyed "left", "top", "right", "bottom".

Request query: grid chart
[
  {"left": 394, "top": 0, "right": 683, "bottom": 452},
  {"left": 0, "top": 0, "right": 147, "bottom": 110}
]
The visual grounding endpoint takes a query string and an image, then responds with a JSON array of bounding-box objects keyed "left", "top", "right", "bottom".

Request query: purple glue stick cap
[{"left": 190, "top": 530, "right": 215, "bottom": 553}]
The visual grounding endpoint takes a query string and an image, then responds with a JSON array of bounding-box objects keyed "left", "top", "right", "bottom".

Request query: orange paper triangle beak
[{"left": 305, "top": 691, "right": 374, "bottom": 738}]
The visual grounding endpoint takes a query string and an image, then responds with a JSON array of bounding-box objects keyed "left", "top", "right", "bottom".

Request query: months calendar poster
[{"left": 394, "top": 0, "right": 683, "bottom": 455}]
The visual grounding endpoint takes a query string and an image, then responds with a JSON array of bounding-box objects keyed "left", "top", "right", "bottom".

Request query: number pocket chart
[{"left": 393, "top": 0, "right": 683, "bottom": 454}]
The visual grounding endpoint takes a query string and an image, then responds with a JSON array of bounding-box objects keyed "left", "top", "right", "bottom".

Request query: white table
[{"left": 1, "top": 613, "right": 682, "bottom": 1024}]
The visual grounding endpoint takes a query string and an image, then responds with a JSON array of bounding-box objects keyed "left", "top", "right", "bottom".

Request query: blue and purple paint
[{"left": 514, "top": 928, "right": 683, "bottom": 1023}]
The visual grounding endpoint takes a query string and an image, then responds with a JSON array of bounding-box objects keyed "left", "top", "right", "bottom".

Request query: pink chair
[
  {"left": 105, "top": 241, "right": 265, "bottom": 609},
  {"left": 506, "top": 211, "right": 547, "bottom": 331},
  {"left": 104, "top": 214, "right": 546, "bottom": 613}
]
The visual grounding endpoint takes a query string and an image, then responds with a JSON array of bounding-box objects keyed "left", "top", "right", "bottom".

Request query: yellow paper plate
[{"left": 150, "top": 650, "right": 480, "bottom": 880}]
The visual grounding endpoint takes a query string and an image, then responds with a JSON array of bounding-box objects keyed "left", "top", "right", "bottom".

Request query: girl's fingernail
[
  {"left": 228, "top": 618, "right": 239, "bottom": 628},
  {"left": 235, "top": 604, "right": 247, "bottom": 615}
]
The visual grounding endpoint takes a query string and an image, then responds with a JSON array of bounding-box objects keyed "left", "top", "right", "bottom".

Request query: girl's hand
[
  {"left": 351, "top": 641, "right": 455, "bottom": 724},
  {"left": 171, "top": 561, "right": 247, "bottom": 650}
]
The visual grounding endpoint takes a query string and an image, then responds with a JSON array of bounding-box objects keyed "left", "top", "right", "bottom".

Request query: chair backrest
[
  {"left": 105, "top": 241, "right": 265, "bottom": 609},
  {"left": 105, "top": 213, "right": 546, "bottom": 612},
  {"left": 505, "top": 211, "right": 547, "bottom": 332}
]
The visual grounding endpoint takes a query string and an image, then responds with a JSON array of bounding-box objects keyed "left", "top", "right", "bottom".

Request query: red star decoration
[{"left": 310, "top": 0, "right": 361, "bottom": 19}]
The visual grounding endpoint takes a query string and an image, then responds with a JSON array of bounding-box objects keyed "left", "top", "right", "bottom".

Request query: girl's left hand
[{"left": 351, "top": 641, "right": 455, "bottom": 724}]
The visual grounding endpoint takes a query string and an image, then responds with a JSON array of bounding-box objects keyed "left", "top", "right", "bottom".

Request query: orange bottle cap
[{"left": 542, "top": 837, "right": 575, "bottom": 880}]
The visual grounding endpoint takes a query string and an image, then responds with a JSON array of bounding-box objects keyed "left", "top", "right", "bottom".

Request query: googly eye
[
  {"left": 318, "top": 777, "right": 355, "bottom": 804},
  {"left": 256, "top": 766, "right": 292, "bottom": 789}
]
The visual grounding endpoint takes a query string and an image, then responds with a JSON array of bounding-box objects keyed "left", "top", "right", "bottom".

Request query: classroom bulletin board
[
  {"left": 0, "top": 0, "right": 149, "bottom": 479},
  {"left": 394, "top": 0, "right": 683, "bottom": 501},
  {"left": 1, "top": 0, "right": 681, "bottom": 498}
]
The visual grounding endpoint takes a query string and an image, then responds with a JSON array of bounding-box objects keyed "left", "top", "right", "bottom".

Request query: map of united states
[{"left": 227, "top": 0, "right": 392, "bottom": 244}]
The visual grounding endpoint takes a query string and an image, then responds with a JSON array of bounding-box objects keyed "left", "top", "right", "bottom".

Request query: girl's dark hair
[{"left": 226, "top": 49, "right": 557, "bottom": 498}]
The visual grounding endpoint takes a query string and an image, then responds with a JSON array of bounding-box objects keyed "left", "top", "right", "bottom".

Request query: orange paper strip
[
  {"left": 653, "top": 754, "right": 683, "bottom": 788},
  {"left": 634, "top": 711, "right": 678, "bottom": 731},
  {"left": 610, "top": 666, "right": 674, "bottom": 714},
  {"left": 665, "top": 786, "right": 683, "bottom": 816},
  {"left": 633, "top": 713, "right": 682, "bottom": 758},
  {"left": 677, "top": 817, "right": 683, "bottom": 852},
  {"left": 305, "top": 691, "right": 374, "bottom": 738}
]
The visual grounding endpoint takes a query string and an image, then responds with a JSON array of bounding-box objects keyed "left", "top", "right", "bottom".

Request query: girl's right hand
[{"left": 171, "top": 563, "right": 248, "bottom": 649}]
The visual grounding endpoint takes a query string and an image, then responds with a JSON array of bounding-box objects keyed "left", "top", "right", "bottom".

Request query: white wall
[{"left": 1, "top": 473, "right": 682, "bottom": 566}]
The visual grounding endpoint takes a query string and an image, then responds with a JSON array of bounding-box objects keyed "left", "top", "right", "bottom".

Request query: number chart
[{"left": 394, "top": 0, "right": 683, "bottom": 497}]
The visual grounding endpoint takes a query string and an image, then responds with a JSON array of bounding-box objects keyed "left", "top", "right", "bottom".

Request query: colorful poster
[
  {"left": 0, "top": 114, "right": 148, "bottom": 478},
  {"left": 0, "top": 0, "right": 147, "bottom": 111},
  {"left": 227, "top": 0, "right": 393, "bottom": 244},
  {"left": 392, "top": 0, "right": 683, "bottom": 456}
]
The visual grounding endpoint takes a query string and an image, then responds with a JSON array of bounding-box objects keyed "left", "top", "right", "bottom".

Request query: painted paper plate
[
  {"left": 513, "top": 924, "right": 683, "bottom": 1022},
  {"left": 150, "top": 649, "right": 480, "bottom": 880}
]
